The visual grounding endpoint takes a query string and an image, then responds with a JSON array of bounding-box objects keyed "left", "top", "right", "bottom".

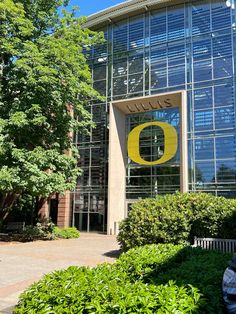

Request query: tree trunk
[{"left": 0, "top": 192, "right": 20, "bottom": 221}]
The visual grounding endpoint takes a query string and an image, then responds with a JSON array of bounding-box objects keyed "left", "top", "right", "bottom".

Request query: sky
[{"left": 65, "top": 0, "right": 126, "bottom": 17}]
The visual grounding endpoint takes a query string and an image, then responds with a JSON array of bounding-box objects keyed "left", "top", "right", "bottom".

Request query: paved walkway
[{"left": 0, "top": 233, "right": 120, "bottom": 314}]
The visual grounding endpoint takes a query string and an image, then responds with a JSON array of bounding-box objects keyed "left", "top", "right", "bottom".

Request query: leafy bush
[
  {"left": 188, "top": 193, "right": 234, "bottom": 239},
  {"left": 6, "top": 219, "right": 80, "bottom": 241},
  {"left": 14, "top": 255, "right": 202, "bottom": 313},
  {"left": 53, "top": 226, "right": 80, "bottom": 239},
  {"left": 116, "top": 244, "right": 230, "bottom": 313},
  {"left": 22, "top": 220, "right": 56, "bottom": 240},
  {"left": 116, "top": 243, "right": 186, "bottom": 281},
  {"left": 14, "top": 244, "right": 230, "bottom": 313},
  {"left": 118, "top": 192, "right": 236, "bottom": 250}
]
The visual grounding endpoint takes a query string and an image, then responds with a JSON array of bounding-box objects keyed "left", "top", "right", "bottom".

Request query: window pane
[
  {"left": 129, "top": 53, "right": 143, "bottom": 74},
  {"left": 193, "top": 60, "right": 212, "bottom": 82},
  {"left": 216, "top": 136, "right": 236, "bottom": 159},
  {"left": 150, "top": 9, "right": 167, "bottom": 44},
  {"left": 195, "top": 161, "right": 215, "bottom": 183},
  {"left": 212, "top": 1, "right": 232, "bottom": 31},
  {"left": 168, "top": 43, "right": 185, "bottom": 66},
  {"left": 113, "top": 77, "right": 127, "bottom": 95},
  {"left": 193, "top": 38, "right": 212, "bottom": 61},
  {"left": 194, "top": 110, "right": 213, "bottom": 131},
  {"left": 216, "top": 161, "right": 236, "bottom": 183},
  {"left": 192, "top": 1, "right": 211, "bottom": 35},
  {"left": 113, "top": 22, "right": 128, "bottom": 53},
  {"left": 213, "top": 35, "right": 232, "bottom": 58},
  {"left": 92, "top": 104, "right": 106, "bottom": 123},
  {"left": 129, "top": 16, "right": 144, "bottom": 49},
  {"left": 113, "top": 58, "right": 127, "bottom": 77},
  {"left": 167, "top": 5, "right": 185, "bottom": 40},
  {"left": 151, "top": 46, "right": 167, "bottom": 68},
  {"left": 195, "top": 138, "right": 214, "bottom": 160},
  {"left": 151, "top": 68, "right": 167, "bottom": 89},
  {"left": 194, "top": 88, "right": 212, "bottom": 110},
  {"left": 78, "top": 149, "right": 90, "bottom": 168},
  {"left": 93, "top": 64, "right": 106, "bottom": 81},
  {"left": 168, "top": 65, "right": 185, "bottom": 86},
  {"left": 213, "top": 57, "right": 232, "bottom": 79},
  {"left": 215, "top": 106, "right": 235, "bottom": 129},
  {"left": 93, "top": 80, "right": 106, "bottom": 96},
  {"left": 214, "top": 84, "right": 234, "bottom": 107},
  {"left": 128, "top": 73, "right": 143, "bottom": 93}
]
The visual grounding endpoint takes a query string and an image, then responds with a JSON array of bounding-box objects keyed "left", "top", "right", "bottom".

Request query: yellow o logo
[{"left": 127, "top": 122, "right": 178, "bottom": 165}]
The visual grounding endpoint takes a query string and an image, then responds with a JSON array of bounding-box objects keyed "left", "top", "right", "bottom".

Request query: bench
[
  {"left": 6, "top": 221, "right": 25, "bottom": 232},
  {"left": 193, "top": 237, "right": 236, "bottom": 253}
]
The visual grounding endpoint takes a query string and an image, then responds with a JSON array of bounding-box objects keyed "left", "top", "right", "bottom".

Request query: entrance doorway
[
  {"left": 72, "top": 192, "right": 106, "bottom": 232},
  {"left": 108, "top": 91, "right": 188, "bottom": 234}
]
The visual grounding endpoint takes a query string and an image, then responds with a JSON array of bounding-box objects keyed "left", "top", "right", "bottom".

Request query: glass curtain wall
[
  {"left": 126, "top": 108, "right": 180, "bottom": 200},
  {"left": 73, "top": 0, "right": 236, "bottom": 232}
]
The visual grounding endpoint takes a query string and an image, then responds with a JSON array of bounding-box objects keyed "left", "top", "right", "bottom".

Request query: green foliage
[
  {"left": 187, "top": 193, "right": 234, "bottom": 239},
  {"left": 14, "top": 244, "right": 231, "bottom": 313},
  {"left": 22, "top": 219, "right": 55, "bottom": 240},
  {"left": 118, "top": 192, "right": 236, "bottom": 251},
  {"left": 117, "top": 193, "right": 192, "bottom": 251},
  {"left": 14, "top": 249, "right": 204, "bottom": 313},
  {"left": 53, "top": 226, "right": 80, "bottom": 239},
  {"left": 116, "top": 243, "right": 185, "bottom": 281},
  {"left": 116, "top": 244, "right": 230, "bottom": 313},
  {"left": 0, "top": 0, "right": 104, "bottom": 220},
  {"left": 3, "top": 219, "right": 80, "bottom": 241}
]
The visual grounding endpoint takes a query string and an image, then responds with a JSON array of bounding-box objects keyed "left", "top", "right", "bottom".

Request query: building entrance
[
  {"left": 108, "top": 91, "right": 188, "bottom": 234},
  {"left": 72, "top": 192, "right": 106, "bottom": 232}
]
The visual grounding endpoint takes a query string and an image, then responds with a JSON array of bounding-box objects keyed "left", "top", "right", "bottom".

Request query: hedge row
[
  {"left": 14, "top": 244, "right": 230, "bottom": 313},
  {"left": 117, "top": 192, "right": 236, "bottom": 251}
]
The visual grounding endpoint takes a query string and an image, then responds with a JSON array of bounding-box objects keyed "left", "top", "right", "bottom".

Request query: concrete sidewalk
[{"left": 0, "top": 233, "right": 120, "bottom": 314}]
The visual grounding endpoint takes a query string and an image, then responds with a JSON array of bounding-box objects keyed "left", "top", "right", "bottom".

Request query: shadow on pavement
[{"left": 103, "top": 249, "right": 122, "bottom": 258}]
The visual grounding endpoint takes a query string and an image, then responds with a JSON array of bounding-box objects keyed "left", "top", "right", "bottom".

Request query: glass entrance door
[{"left": 73, "top": 191, "right": 106, "bottom": 232}]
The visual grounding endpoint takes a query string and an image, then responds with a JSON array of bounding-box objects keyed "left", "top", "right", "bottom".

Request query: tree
[
  {"left": 0, "top": 0, "right": 103, "bottom": 221},
  {"left": 215, "top": 164, "right": 236, "bottom": 183}
]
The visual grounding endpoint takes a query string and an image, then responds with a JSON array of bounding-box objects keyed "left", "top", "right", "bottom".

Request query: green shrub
[
  {"left": 116, "top": 244, "right": 230, "bottom": 313},
  {"left": 14, "top": 260, "right": 202, "bottom": 313},
  {"left": 188, "top": 193, "right": 234, "bottom": 239},
  {"left": 14, "top": 244, "right": 230, "bottom": 313},
  {"left": 22, "top": 220, "right": 55, "bottom": 240},
  {"left": 117, "top": 193, "right": 192, "bottom": 250},
  {"left": 117, "top": 192, "right": 236, "bottom": 251},
  {"left": 53, "top": 227, "right": 80, "bottom": 239},
  {"left": 116, "top": 243, "right": 186, "bottom": 281}
]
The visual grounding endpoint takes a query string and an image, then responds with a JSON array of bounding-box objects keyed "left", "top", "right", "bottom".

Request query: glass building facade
[{"left": 73, "top": 0, "right": 236, "bottom": 232}]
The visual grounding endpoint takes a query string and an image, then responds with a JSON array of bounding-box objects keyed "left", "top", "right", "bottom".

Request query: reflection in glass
[
  {"left": 216, "top": 136, "right": 236, "bottom": 159},
  {"left": 75, "top": 0, "right": 236, "bottom": 232},
  {"left": 195, "top": 138, "right": 214, "bottom": 160},
  {"left": 195, "top": 161, "right": 215, "bottom": 183},
  {"left": 194, "top": 110, "right": 213, "bottom": 131},
  {"left": 194, "top": 88, "right": 212, "bottom": 110},
  {"left": 216, "top": 161, "right": 236, "bottom": 183}
]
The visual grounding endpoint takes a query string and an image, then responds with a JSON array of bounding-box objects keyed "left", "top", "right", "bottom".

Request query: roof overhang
[{"left": 83, "top": 0, "right": 186, "bottom": 29}]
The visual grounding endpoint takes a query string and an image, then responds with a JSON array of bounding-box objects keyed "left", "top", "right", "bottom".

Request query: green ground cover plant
[
  {"left": 117, "top": 192, "right": 236, "bottom": 251},
  {"left": 22, "top": 221, "right": 55, "bottom": 240},
  {"left": 117, "top": 244, "right": 230, "bottom": 313},
  {"left": 14, "top": 244, "right": 229, "bottom": 313},
  {"left": 53, "top": 226, "right": 80, "bottom": 239},
  {"left": 3, "top": 221, "right": 80, "bottom": 242}
]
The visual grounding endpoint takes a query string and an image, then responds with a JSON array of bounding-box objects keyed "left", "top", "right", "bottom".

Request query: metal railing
[{"left": 193, "top": 237, "right": 236, "bottom": 253}]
